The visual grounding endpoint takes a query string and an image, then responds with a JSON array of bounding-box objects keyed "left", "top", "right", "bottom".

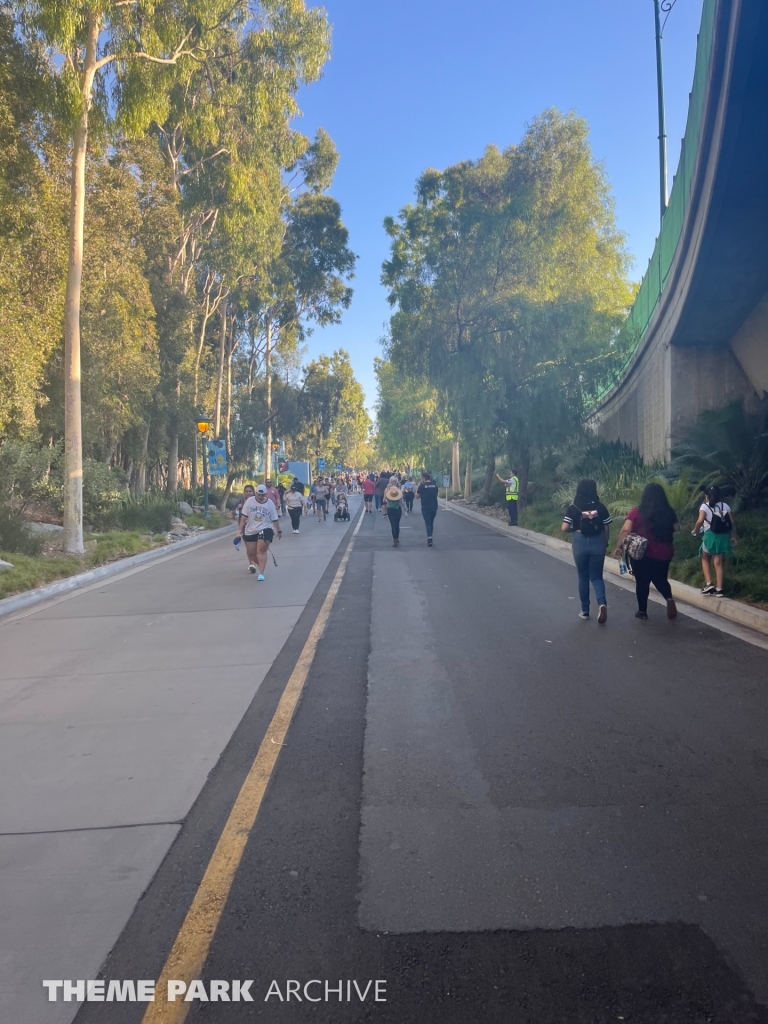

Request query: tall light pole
[
  {"left": 653, "top": 0, "right": 678, "bottom": 222},
  {"left": 196, "top": 418, "right": 212, "bottom": 518}
]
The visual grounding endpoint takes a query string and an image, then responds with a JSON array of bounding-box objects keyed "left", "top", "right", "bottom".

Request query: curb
[
  {"left": 0, "top": 524, "right": 235, "bottom": 620},
  {"left": 444, "top": 500, "right": 768, "bottom": 638}
]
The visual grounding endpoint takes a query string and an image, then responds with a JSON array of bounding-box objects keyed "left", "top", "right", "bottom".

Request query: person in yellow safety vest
[{"left": 496, "top": 468, "right": 520, "bottom": 525}]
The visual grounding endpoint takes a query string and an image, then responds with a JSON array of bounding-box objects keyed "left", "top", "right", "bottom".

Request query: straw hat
[{"left": 385, "top": 482, "right": 402, "bottom": 501}]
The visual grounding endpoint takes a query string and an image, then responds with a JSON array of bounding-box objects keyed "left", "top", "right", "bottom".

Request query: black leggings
[
  {"left": 288, "top": 507, "right": 302, "bottom": 531},
  {"left": 631, "top": 556, "right": 672, "bottom": 613},
  {"left": 387, "top": 507, "right": 402, "bottom": 539},
  {"left": 404, "top": 492, "right": 414, "bottom": 512}
]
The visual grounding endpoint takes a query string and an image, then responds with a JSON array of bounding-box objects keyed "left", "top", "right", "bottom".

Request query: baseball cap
[{"left": 256, "top": 484, "right": 267, "bottom": 494}]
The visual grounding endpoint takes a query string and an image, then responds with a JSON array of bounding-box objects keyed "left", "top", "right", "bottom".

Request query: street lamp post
[
  {"left": 196, "top": 418, "right": 212, "bottom": 518},
  {"left": 653, "top": 0, "right": 678, "bottom": 223}
]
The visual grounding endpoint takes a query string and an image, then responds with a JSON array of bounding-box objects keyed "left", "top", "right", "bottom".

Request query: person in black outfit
[
  {"left": 416, "top": 471, "right": 439, "bottom": 546},
  {"left": 562, "top": 478, "right": 612, "bottom": 623}
]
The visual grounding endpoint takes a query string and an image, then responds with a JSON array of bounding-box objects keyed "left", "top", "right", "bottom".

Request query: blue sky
[{"left": 296, "top": 0, "right": 704, "bottom": 412}]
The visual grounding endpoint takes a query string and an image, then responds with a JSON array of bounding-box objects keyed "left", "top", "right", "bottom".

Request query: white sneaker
[
  {"left": 248, "top": 565, "right": 256, "bottom": 574},
  {"left": 293, "top": 529, "right": 298, "bottom": 534}
]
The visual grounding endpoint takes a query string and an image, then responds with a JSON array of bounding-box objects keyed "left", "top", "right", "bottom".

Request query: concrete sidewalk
[{"left": 0, "top": 498, "right": 361, "bottom": 1024}]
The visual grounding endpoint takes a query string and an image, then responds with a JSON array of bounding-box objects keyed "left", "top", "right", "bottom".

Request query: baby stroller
[{"left": 334, "top": 494, "right": 350, "bottom": 522}]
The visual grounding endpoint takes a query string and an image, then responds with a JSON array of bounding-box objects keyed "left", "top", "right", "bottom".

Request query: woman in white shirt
[
  {"left": 691, "top": 485, "right": 738, "bottom": 597},
  {"left": 237, "top": 484, "right": 281, "bottom": 580},
  {"left": 284, "top": 484, "right": 306, "bottom": 534}
]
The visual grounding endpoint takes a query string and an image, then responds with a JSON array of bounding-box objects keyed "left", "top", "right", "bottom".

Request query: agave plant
[{"left": 670, "top": 402, "right": 768, "bottom": 510}]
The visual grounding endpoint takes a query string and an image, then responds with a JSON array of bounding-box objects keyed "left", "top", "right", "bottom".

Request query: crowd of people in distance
[
  {"left": 231, "top": 468, "right": 442, "bottom": 579},
  {"left": 232, "top": 472, "right": 364, "bottom": 579},
  {"left": 361, "top": 469, "right": 439, "bottom": 547},
  {"left": 230, "top": 464, "right": 737, "bottom": 621},
  {"left": 562, "top": 477, "right": 738, "bottom": 623}
]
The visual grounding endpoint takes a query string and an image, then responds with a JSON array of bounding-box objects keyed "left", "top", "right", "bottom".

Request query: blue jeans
[
  {"left": 572, "top": 532, "right": 607, "bottom": 614},
  {"left": 422, "top": 508, "right": 437, "bottom": 538}
]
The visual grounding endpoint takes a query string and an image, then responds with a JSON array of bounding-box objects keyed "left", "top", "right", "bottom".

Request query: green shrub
[
  {"left": 81, "top": 461, "right": 127, "bottom": 529},
  {"left": 114, "top": 492, "right": 177, "bottom": 533},
  {"left": 0, "top": 506, "right": 43, "bottom": 555},
  {"left": 0, "top": 440, "right": 63, "bottom": 508},
  {"left": 185, "top": 511, "right": 231, "bottom": 529}
]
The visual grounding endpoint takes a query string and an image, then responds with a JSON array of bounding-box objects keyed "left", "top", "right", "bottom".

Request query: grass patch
[{"left": 0, "top": 531, "right": 165, "bottom": 601}]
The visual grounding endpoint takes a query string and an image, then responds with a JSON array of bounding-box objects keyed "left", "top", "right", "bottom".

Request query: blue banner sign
[{"left": 207, "top": 439, "right": 228, "bottom": 476}]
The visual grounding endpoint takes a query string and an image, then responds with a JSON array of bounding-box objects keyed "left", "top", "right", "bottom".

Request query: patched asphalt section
[{"left": 74, "top": 510, "right": 768, "bottom": 1024}]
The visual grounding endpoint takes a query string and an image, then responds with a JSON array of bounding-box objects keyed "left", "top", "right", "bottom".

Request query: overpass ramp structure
[{"left": 588, "top": 0, "right": 768, "bottom": 461}]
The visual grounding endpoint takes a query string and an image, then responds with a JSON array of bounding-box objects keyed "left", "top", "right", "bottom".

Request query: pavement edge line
[{"left": 140, "top": 506, "right": 365, "bottom": 1024}]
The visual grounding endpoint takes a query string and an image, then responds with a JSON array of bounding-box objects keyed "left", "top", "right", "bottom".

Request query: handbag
[
  {"left": 624, "top": 533, "right": 648, "bottom": 560},
  {"left": 623, "top": 510, "right": 648, "bottom": 563}
]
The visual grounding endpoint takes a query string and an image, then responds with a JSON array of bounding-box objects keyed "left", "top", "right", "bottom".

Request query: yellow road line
[{"left": 141, "top": 509, "right": 365, "bottom": 1023}]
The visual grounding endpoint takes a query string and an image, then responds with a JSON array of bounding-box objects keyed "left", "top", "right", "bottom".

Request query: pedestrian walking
[
  {"left": 232, "top": 484, "right": 254, "bottom": 524},
  {"left": 384, "top": 478, "right": 404, "bottom": 547},
  {"left": 614, "top": 482, "right": 679, "bottom": 620},
  {"left": 402, "top": 476, "right": 415, "bottom": 514},
  {"left": 416, "top": 470, "right": 439, "bottom": 546},
  {"left": 233, "top": 484, "right": 255, "bottom": 563},
  {"left": 375, "top": 472, "right": 388, "bottom": 513},
  {"left": 277, "top": 480, "right": 286, "bottom": 516},
  {"left": 496, "top": 469, "right": 520, "bottom": 525},
  {"left": 691, "top": 485, "right": 738, "bottom": 597},
  {"left": 285, "top": 483, "right": 306, "bottom": 534},
  {"left": 237, "top": 484, "right": 281, "bottom": 581},
  {"left": 562, "top": 478, "right": 612, "bottom": 623},
  {"left": 264, "top": 479, "right": 281, "bottom": 516},
  {"left": 315, "top": 478, "right": 329, "bottom": 521},
  {"left": 362, "top": 475, "right": 375, "bottom": 512}
]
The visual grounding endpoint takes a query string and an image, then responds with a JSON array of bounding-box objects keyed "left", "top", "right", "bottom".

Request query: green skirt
[{"left": 701, "top": 530, "right": 732, "bottom": 556}]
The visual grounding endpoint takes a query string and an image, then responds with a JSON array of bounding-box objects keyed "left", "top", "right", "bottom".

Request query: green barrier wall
[{"left": 589, "top": 0, "right": 716, "bottom": 408}]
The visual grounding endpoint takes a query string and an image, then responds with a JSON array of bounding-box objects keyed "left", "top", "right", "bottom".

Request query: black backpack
[
  {"left": 708, "top": 502, "right": 732, "bottom": 534},
  {"left": 575, "top": 505, "right": 604, "bottom": 537}
]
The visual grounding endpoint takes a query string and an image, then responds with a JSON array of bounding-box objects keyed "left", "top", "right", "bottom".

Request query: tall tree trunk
[
  {"left": 191, "top": 435, "right": 198, "bottom": 493},
  {"left": 63, "top": 9, "right": 100, "bottom": 554},
  {"left": 481, "top": 454, "right": 496, "bottom": 503},
  {"left": 133, "top": 419, "right": 150, "bottom": 496},
  {"left": 225, "top": 333, "right": 234, "bottom": 459},
  {"left": 167, "top": 432, "right": 179, "bottom": 493},
  {"left": 264, "top": 318, "right": 272, "bottom": 479},
  {"left": 214, "top": 302, "right": 227, "bottom": 437},
  {"left": 463, "top": 456, "right": 472, "bottom": 500},
  {"left": 219, "top": 470, "right": 237, "bottom": 512},
  {"left": 451, "top": 439, "right": 460, "bottom": 495}
]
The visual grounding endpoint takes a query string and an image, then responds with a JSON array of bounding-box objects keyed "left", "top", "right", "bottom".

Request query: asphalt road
[{"left": 58, "top": 504, "right": 768, "bottom": 1022}]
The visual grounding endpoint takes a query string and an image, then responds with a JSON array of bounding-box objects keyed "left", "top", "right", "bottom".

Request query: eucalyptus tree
[
  {"left": 15, "top": 0, "right": 331, "bottom": 548},
  {"left": 0, "top": 10, "right": 63, "bottom": 439},
  {"left": 382, "top": 109, "right": 633, "bottom": 501},
  {"left": 374, "top": 358, "right": 450, "bottom": 470},
  {"left": 154, "top": 8, "right": 331, "bottom": 489},
  {"left": 237, "top": 132, "right": 356, "bottom": 469}
]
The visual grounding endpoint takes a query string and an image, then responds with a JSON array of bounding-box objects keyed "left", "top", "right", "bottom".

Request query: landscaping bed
[{"left": 0, "top": 512, "right": 232, "bottom": 601}]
